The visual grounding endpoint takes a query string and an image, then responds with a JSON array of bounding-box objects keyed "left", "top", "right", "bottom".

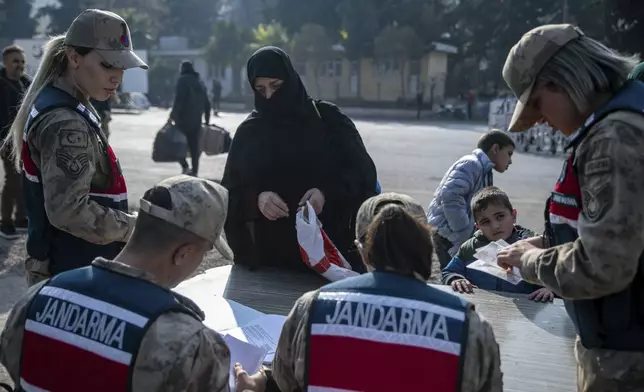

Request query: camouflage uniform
[
  {"left": 22, "top": 8, "right": 148, "bottom": 284},
  {"left": 503, "top": 24, "right": 644, "bottom": 391},
  {"left": 1, "top": 175, "right": 235, "bottom": 391},
  {"left": 0, "top": 259, "right": 232, "bottom": 391},
  {"left": 519, "top": 112, "right": 644, "bottom": 391},
  {"left": 24, "top": 77, "right": 136, "bottom": 284},
  {"left": 27, "top": 78, "right": 134, "bottom": 244},
  {"left": 272, "top": 290, "right": 503, "bottom": 392}
]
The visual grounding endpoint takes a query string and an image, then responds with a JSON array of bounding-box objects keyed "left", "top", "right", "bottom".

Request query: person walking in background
[
  {"left": 212, "top": 78, "right": 222, "bottom": 117},
  {"left": 0, "top": 45, "right": 30, "bottom": 239},
  {"left": 416, "top": 83, "right": 424, "bottom": 120},
  {"left": 168, "top": 60, "right": 210, "bottom": 177}
]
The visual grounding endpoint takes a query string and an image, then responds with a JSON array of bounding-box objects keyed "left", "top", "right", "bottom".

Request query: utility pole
[{"left": 562, "top": 0, "right": 569, "bottom": 23}]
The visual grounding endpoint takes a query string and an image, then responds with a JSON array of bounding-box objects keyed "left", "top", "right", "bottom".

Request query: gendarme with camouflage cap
[
  {"left": 356, "top": 192, "right": 426, "bottom": 240},
  {"left": 502, "top": 24, "right": 583, "bottom": 132},
  {"left": 139, "top": 175, "right": 234, "bottom": 259},
  {"left": 65, "top": 9, "right": 148, "bottom": 70}
]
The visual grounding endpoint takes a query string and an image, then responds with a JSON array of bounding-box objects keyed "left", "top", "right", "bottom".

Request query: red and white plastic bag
[{"left": 296, "top": 201, "right": 359, "bottom": 282}]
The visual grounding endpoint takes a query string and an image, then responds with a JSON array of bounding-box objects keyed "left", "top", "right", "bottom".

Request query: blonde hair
[
  {"left": 537, "top": 36, "right": 639, "bottom": 115},
  {"left": 3, "top": 35, "right": 68, "bottom": 171}
]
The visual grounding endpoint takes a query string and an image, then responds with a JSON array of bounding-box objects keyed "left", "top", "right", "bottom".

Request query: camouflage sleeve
[
  {"left": 133, "top": 313, "right": 230, "bottom": 392},
  {"left": 36, "top": 116, "right": 135, "bottom": 244},
  {"left": 520, "top": 117, "right": 644, "bottom": 299},
  {"left": 272, "top": 291, "right": 316, "bottom": 392},
  {"left": 0, "top": 280, "right": 48, "bottom": 383},
  {"left": 460, "top": 308, "right": 503, "bottom": 392}
]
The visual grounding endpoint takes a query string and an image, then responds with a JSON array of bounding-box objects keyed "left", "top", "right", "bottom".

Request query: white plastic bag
[{"left": 295, "top": 201, "right": 358, "bottom": 281}]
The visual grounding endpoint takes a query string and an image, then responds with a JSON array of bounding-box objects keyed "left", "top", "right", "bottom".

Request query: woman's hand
[
  {"left": 235, "top": 363, "right": 267, "bottom": 392},
  {"left": 451, "top": 279, "right": 476, "bottom": 294},
  {"left": 299, "top": 188, "right": 325, "bottom": 215},
  {"left": 528, "top": 288, "right": 554, "bottom": 302},
  {"left": 258, "top": 191, "right": 289, "bottom": 220}
]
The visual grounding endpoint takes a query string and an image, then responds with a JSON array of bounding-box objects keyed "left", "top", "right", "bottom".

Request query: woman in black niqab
[{"left": 221, "top": 46, "right": 377, "bottom": 272}]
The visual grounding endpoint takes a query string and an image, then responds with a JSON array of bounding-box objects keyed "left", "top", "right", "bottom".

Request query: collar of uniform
[
  {"left": 92, "top": 258, "right": 164, "bottom": 286},
  {"left": 91, "top": 258, "right": 207, "bottom": 320},
  {"left": 53, "top": 77, "right": 89, "bottom": 105}
]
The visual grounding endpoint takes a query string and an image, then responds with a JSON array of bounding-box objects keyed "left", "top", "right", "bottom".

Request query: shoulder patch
[
  {"left": 59, "top": 129, "right": 88, "bottom": 148},
  {"left": 584, "top": 157, "right": 612, "bottom": 176}
]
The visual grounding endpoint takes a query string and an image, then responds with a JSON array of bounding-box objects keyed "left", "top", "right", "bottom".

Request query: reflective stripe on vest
[
  {"left": 19, "top": 265, "right": 193, "bottom": 392},
  {"left": 308, "top": 286, "right": 467, "bottom": 391},
  {"left": 21, "top": 86, "right": 128, "bottom": 265}
]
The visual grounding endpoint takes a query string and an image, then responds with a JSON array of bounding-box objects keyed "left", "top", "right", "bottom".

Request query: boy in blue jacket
[
  {"left": 427, "top": 130, "right": 515, "bottom": 269},
  {"left": 441, "top": 186, "right": 554, "bottom": 302}
]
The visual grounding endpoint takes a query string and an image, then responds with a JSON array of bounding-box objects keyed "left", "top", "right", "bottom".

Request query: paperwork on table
[{"left": 467, "top": 240, "right": 524, "bottom": 285}]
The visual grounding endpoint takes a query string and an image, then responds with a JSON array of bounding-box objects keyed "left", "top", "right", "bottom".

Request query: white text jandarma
[
  {"left": 35, "top": 297, "right": 126, "bottom": 350},
  {"left": 325, "top": 301, "right": 451, "bottom": 340}
]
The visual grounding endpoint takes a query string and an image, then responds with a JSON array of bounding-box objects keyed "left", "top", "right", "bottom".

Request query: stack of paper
[
  {"left": 467, "top": 240, "right": 524, "bottom": 285},
  {"left": 219, "top": 314, "right": 287, "bottom": 365}
]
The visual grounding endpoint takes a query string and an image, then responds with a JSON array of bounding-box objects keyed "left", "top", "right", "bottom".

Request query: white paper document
[
  {"left": 469, "top": 240, "right": 523, "bottom": 285},
  {"left": 220, "top": 314, "right": 287, "bottom": 364},
  {"left": 223, "top": 334, "right": 267, "bottom": 391}
]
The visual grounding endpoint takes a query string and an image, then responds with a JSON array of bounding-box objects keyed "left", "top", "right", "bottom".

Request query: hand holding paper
[
  {"left": 497, "top": 239, "right": 538, "bottom": 270},
  {"left": 468, "top": 240, "right": 524, "bottom": 285}
]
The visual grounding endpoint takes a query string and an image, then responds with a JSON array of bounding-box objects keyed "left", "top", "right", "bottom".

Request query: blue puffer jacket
[{"left": 427, "top": 149, "right": 495, "bottom": 255}]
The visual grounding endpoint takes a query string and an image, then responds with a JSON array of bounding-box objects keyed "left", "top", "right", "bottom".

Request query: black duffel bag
[{"left": 152, "top": 123, "right": 188, "bottom": 163}]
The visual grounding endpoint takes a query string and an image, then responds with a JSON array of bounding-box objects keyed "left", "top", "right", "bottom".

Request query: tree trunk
[{"left": 400, "top": 58, "right": 407, "bottom": 99}]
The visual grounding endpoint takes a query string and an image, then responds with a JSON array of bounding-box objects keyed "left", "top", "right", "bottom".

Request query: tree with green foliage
[
  {"left": 162, "top": 0, "right": 221, "bottom": 48},
  {"left": 37, "top": 0, "right": 85, "bottom": 35},
  {"left": 0, "top": 0, "right": 38, "bottom": 39},
  {"left": 291, "top": 23, "right": 333, "bottom": 95},
  {"left": 248, "top": 22, "right": 290, "bottom": 52},
  {"left": 204, "top": 20, "right": 253, "bottom": 96},
  {"left": 264, "top": 0, "right": 342, "bottom": 38},
  {"left": 374, "top": 24, "right": 423, "bottom": 98}
]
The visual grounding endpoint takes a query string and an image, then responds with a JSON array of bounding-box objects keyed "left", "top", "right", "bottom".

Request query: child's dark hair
[
  {"left": 477, "top": 129, "right": 515, "bottom": 153},
  {"left": 471, "top": 186, "right": 514, "bottom": 220},
  {"left": 2, "top": 44, "right": 24, "bottom": 58},
  {"left": 365, "top": 204, "right": 433, "bottom": 280}
]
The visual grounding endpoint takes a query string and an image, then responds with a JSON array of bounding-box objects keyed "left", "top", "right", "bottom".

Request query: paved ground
[{"left": 0, "top": 109, "right": 564, "bottom": 384}]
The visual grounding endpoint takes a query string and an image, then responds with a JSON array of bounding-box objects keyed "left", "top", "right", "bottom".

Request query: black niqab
[{"left": 246, "top": 46, "right": 310, "bottom": 121}]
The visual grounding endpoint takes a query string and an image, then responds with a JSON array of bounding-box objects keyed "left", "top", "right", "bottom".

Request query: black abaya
[{"left": 221, "top": 46, "right": 377, "bottom": 272}]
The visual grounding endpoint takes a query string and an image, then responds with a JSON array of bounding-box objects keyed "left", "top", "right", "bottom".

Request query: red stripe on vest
[
  {"left": 550, "top": 202, "right": 580, "bottom": 222},
  {"left": 549, "top": 155, "right": 581, "bottom": 222},
  {"left": 89, "top": 145, "right": 128, "bottom": 197},
  {"left": 22, "top": 143, "right": 39, "bottom": 178},
  {"left": 308, "top": 335, "right": 460, "bottom": 392},
  {"left": 21, "top": 330, "right": 129, "bottom": 392}
]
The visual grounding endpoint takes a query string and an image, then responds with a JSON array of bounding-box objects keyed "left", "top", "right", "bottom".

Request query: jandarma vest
[
  {"left": 19, "top": 264, "right": 198, "bottom": 392},
  {"left": 544, "top": 80, "right": 644, "bottom": 351},
  {"left": 306, "top": 271, "right": 470, "bottom": 391},
  {"left": 22, "top": 85, "right": 128, "bottom": 275}
]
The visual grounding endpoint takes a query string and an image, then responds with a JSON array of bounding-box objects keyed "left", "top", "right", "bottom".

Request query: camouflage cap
[
  {"left": 64, "top": 9, "right": 148, "bottom": 70},
  {"left": 139, "top": 175, "right": 233, "bottom": 259},
  {"left": 502, "top": 24, "right": 583, "bottom": 132},
  {"left": 355, "top": 192, "right": 426, "bottom": 241}
]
